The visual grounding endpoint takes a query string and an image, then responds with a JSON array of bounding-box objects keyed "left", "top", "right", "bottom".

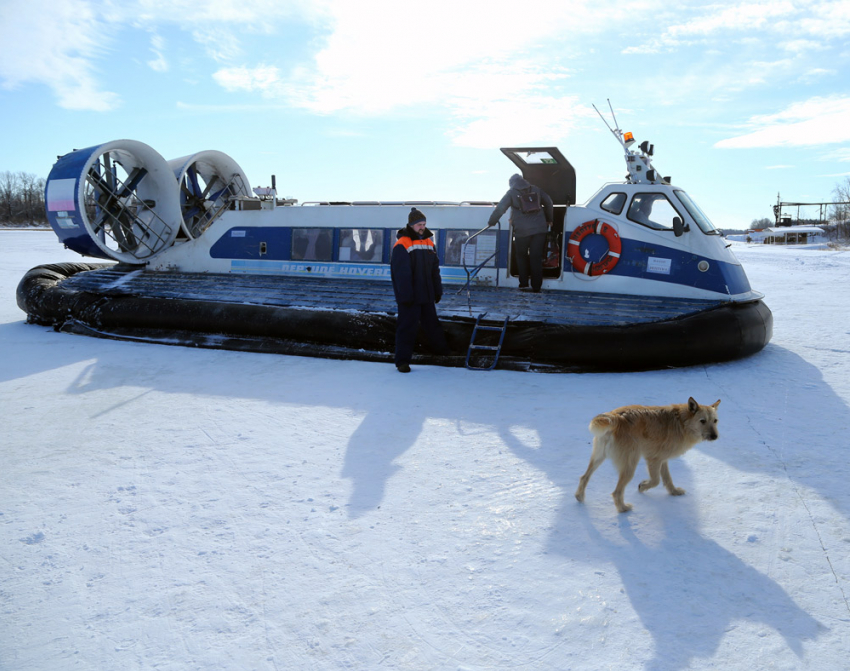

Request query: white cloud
[
  {"left": 820, "top": 147, "right": 850, "bottom": 162},
  {"left": 210, "top": 57, "right": 583, "bottom": 148},
  {"left": 192, "top": 28, "right": 243, "bottom": 63},
  {"left": 796, "top": 67, "right": 834, "bottom": 83},
  {"left": 627, "top": 57, "right": 795, "bottom": 107},
  {"left": 447, "top": 95, "right": 589, "bottom": 149},
  {"left": 780, "top": 39, "right": 826, "bottom": 53},
  {"left": 175, "top": 101, "right": 288, "bottom": 112},
  {"left": 284, "top": 1, "right": 561, "bottom": 114},
  {"left": 194, "top": 1, "right": 600, "bottom": 147},
  {"left": 5, "top": 0, "right": 847, "bottom": 153},
  {"left": 213, "top": 65, "right": 285, "bottom": 97},
  {"left": 622, "top": 38, "right": 670, "bottom": 55},
  {"left": 0, "top": 0, "right": 329, "bottom": 112},
  {"left": 147, "top": 34, "right": 169, "bottom": 72},
  {"left": 715, "top": 96, "right": 850, "bottom": 148},
  {"left": 667, "top": 2, "right": 796, "bottom": 38},
  {"left": 209, "top": 0, "right": 614, "bottom": 146},
  {"left": 794, "top": 0, "right": 850, "bottom": 39},
  {"left": 623, "top": 1, "right": 850, "bottom": 54},
  {"left": 133, "top": 0, "right": 333, "bottom": 25},
  {"left": 0, "top": 0, "right": 120, "bottom": 111}
]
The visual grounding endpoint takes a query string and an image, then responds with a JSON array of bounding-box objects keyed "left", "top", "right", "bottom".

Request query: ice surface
[{"left": 1, "top": 231, "right": 849, "bottom": 670}]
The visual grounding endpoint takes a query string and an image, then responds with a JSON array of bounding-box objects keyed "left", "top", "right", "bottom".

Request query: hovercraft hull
[{"left": 18, "top": 263, "right": 773, "bottom": 373}]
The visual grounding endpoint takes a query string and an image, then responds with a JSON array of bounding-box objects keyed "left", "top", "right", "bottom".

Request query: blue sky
[{"left": 1, "top": 0, "right": 849, "bottom": 230}]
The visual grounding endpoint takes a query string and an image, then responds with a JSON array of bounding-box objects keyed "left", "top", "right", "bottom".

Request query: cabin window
[
  {"left": 445, "top": 229, "right": 498, "bottom": 267},
  {"left": 673, "top": 191, "right": 719, "bottom": 234},
  {"left": 627, "top": 193, "right": 684, "bottom": 231},
  {"left": 338, "top": 228, "right": 384, "bottom": 262},
  {"left": 600, "top": 192, "right": 627, "bottom": 215},
  {"left": 291, "top": 228, "right": 333, "bottom": 261}
]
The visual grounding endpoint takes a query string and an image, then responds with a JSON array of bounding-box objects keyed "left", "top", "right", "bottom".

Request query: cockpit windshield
[{"left": 674, "top": 191, "right": 719, "bottom": 234}]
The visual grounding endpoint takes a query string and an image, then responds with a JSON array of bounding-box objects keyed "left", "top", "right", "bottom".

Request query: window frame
[
  {"left": 673, "top": 190, "right": 720, "bottom": 235},
  {"left": 337, "top": 227, "right": 385, "bottom": 263},
  {"left": 600, "top": 192, "right": 627, "bottom": 215},
  {"left": 290, "top": 227, "right": 334, "bottom": 262},
  {"left": 443, "top": 228, "right": 499, "bottom": 267},
  {"left": 626, "top": 192, "right": 687, "bottom": 232}
]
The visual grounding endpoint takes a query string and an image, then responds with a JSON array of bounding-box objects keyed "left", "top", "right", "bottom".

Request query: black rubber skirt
[{"left": 17, "top": 263, "right": 773, "bottom": 373}]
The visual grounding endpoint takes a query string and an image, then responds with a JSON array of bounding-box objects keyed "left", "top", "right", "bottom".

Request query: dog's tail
[{"left": 589, "top": 413, "right": 617, "bottom": 437}]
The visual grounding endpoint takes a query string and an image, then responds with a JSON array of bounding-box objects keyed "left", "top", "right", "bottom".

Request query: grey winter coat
[{"left": 487, "top": 174, "right": 554, "bottom": 238}]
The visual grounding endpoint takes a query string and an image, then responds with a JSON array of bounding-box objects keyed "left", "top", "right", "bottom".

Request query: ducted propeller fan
[
  {"left": 45, "top": 140, "right": 183, "bottom": 263},
  {"left": 168, "top": 151, "right": 250, "bottom": 240}
]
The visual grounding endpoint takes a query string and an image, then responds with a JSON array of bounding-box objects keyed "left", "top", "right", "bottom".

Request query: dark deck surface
[{"left": 62, "top": 268, "right": 725, "bottom": 326}]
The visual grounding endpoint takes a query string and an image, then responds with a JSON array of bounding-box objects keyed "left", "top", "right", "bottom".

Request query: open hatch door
[{"left": 500, "top": 147, "right": 576, "bottom": 206}]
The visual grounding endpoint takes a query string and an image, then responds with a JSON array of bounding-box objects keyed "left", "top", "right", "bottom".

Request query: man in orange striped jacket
[{"left": 390, "top": 208, "right": 449, "bottom": 373}]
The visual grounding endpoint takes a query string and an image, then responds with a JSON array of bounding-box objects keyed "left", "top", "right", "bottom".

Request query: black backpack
[{"left": 518, "top": 186, "right": 541, "bottom": 214}]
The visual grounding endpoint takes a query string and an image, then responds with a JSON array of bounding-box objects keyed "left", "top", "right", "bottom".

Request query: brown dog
[{"left": 575, "top": 397, "right": 721, "bottom": 513}]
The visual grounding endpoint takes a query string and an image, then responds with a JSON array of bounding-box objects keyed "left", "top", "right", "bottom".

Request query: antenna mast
[
  {"left": 592, "top": 100, "right": 666, "bottom": 185},
  {"left": 593, "top": 100, "right": 629, "bottom": 151}
]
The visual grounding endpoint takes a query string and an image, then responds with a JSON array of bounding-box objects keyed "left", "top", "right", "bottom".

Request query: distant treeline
[
  {"left": 815, "top": 221, "right": 850, "bottom": 243},
  {"left": 0, "top": 171, "right": 47, "bottom": 225}
]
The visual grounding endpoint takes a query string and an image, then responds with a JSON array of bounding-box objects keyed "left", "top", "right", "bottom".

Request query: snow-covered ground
[{"left": 1, "top": 230, "right": 849, "bottom": 670}]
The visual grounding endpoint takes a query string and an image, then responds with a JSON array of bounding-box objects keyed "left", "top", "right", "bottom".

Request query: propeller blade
[
  {"left": 103, "top": 153, "right": 116, "bottom": 193},
  {"left": 188, "top": 165, "right": 203, "bottom": 198},
  {"left": 181, "top": 178, "right": 201, "bottom": 207},
  {"left": 208, "top": 184, "right": 231, "bottom": 202},
  {"left": 87, "top": 169, "right": 110, "bottom": 197},
  {"left": 86, "top": 169, "right": 119, "bottom": 211},
  {"left": 200, "top": 175, "right": 220, "bottom": 200},
  {"left": 117, "top": 167, "right": 148, "bottom": 198},
  {"left": 92, "top": 210, "right": 109, "bottom": 234},
  {"left": 183, "top": 206, "right": 202, "bottom": 220}
]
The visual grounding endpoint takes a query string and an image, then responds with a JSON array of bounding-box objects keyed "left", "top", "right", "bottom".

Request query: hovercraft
[{"left": 17, "top": 108, "right": 772, "bottom": 372}]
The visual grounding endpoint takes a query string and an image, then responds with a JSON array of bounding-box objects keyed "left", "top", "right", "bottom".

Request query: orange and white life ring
[{"left": 568, "top": 219, "right": 621, "bottom": 276}]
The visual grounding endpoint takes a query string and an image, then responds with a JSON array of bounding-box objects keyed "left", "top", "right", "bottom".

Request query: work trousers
[
  {"left": 394, "top": 302, "right": 449, "bottom": 365},
  {"left": 514, "top": 232, "right": 548, "bottom": 290}
]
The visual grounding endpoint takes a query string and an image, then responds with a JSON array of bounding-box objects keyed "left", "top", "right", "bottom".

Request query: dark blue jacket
[{"left": 391, "top": 225, "right": 443, "bottom": 305}]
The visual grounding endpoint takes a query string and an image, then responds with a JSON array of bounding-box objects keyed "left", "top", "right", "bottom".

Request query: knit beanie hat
[{"left": 408, "top": 207, "right": 426, "bottom": 225}]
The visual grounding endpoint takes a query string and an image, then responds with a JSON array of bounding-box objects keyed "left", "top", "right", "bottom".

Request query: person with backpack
[
  {"left": 487, "top": 174, "right": 554, "bottom": 292},
  {"left": 391, "top": 208, "right": 450, "bottom": 373}
]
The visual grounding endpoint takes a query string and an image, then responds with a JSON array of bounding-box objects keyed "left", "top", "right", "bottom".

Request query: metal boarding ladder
[{"left": 465, "top": 313, "right": 509, "bottom": 371}]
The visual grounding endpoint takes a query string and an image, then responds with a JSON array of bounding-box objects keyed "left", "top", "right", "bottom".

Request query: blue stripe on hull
[
  {"left": 211, "top": 226, "right": 751, "bottom": 296},
  {"left": 229, "top": 260, "right": 473, "bottom": 283},
  {"left": 573, "top": 238, "right": 752, "bottom": 296}
]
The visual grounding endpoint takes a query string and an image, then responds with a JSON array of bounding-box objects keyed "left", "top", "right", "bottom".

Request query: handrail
[
  {"left": 297, "top": 200, "right": 498, "bottom": 207},
  {"left": 456, "top": 223, "right": 500, "bottom": 314}
]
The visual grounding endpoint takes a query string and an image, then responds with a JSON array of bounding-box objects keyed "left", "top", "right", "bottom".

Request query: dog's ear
[
  {"left": 712, "top": 399, "right": 721, "bottom": 409},
  {"left": 688, "top": 397, "right": 699, "bottom": 414}
]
